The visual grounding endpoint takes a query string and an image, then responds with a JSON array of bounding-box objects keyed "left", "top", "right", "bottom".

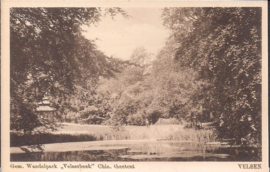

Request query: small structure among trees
[{"left": 36, "top": 95, "right": 56, "bottom": 122}]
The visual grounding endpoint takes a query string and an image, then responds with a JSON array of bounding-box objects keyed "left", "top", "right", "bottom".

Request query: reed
[
  {"left": 11, "top": 125, "right": 216, "bottom": 147},
  {"left": 165, "top": 129, "right": 216, "bottom": 143}
]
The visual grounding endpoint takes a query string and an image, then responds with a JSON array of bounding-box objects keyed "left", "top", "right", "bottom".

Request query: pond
[{"left": 11, "top": 141, "right": 261, "bottom": 161}]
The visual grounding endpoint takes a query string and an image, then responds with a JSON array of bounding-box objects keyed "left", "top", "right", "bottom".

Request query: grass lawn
[{"left": 54, "top": 123, "right": 112, "bottom": 135}]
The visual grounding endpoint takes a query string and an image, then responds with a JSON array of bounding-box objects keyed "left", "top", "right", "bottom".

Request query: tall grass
[
  {"left": 165, "top": 129, "right": 216, "bottom": 143},
  {"left": 89, "top": 125, "right": 216, "bottom": 142},
  {"left": 11, "top": 125, "right": 216, "bottom": 147},
  {"left": 92, "top": 130, "right": 131, "bottom": 140}
]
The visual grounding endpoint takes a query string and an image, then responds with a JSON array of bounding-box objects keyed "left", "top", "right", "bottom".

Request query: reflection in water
[{"left": 11, "top": 142, "right": 261, "bottom": 161}]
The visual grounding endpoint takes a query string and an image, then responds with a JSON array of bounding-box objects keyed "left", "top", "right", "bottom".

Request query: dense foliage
[
  {"left": 11, "top": 7, "right": 262, "bottom": 146},
  {"left": 162, "top": 7, "right": 261, "bottom": 145},
  {"left": 95, "top": 42, "right": 207, "bottom": 126},
  {"left": 10, "top": 8, "right": 127, "bottom": 133}
]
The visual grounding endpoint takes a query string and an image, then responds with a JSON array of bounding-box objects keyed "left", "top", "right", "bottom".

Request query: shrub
[{"left": 127, "top": 114, "right": 145, "bottom": 125}]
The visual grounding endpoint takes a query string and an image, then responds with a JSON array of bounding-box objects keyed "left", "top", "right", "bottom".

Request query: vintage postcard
[{"left": 1, "top": 0, "right": 268, "bottom": 172}]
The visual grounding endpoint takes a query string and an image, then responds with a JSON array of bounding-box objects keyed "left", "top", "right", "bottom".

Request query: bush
[
  {"left": 127, "top": 114, "right": 145, "bottom": 125},
  {"left": 65, "top": 111, "right": 78, "bottom": 123}
]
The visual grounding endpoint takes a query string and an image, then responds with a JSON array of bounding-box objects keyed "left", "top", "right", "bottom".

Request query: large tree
[
  {"left": 130, "top": 46, "right": 153, "bottom": 67},
  {"left": 96, "top": 40, "right": 205, "bottom": 126},
  {"left": 10, "top": 8, "right": 127, "bottom": 133},
  {"left": 162, "top": 7, "right": 261, "bottom": 145}
]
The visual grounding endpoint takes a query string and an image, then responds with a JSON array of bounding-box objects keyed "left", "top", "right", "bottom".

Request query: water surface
[{"left": 11, "top": 141, "right": 261, "bottom": 161}]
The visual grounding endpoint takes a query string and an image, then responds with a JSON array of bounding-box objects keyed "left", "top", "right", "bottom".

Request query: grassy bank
[
  {"left": 11, "top": 124, "right": 216, "bottom": 147},
  {"left": 10, "top": 133, "right": 97, "bottom": 147}
]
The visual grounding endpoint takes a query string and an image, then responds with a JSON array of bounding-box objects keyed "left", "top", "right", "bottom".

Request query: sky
[{"left": 81, "top": 8, "right": 171, "bottom": 60}]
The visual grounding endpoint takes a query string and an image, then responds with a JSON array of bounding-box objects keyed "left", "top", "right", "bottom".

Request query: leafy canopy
[
  {"left": 10, "top": 8, "right": 127, "bottom": 132},
  {"left": 162, "top": 7, "right": 261, "bottom": 145}
]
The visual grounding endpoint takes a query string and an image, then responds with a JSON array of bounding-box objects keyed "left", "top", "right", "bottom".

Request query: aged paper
[{"left": 2, "top": 0, "right": 268, "bottom": 172}]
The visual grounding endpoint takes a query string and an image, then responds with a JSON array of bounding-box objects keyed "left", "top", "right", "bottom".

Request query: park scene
[{"left": 10, "top": 7, "right": 262, "bottom": 161}]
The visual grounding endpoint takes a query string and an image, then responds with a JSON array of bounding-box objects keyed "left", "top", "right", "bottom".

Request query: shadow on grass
[{"left": 10, "top": 133, "right": 97, "bottom": 147}]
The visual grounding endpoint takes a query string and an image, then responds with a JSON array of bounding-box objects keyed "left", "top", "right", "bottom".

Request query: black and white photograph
[{"left": 1, "top": 1, "right": 268, "bottom": 171}]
